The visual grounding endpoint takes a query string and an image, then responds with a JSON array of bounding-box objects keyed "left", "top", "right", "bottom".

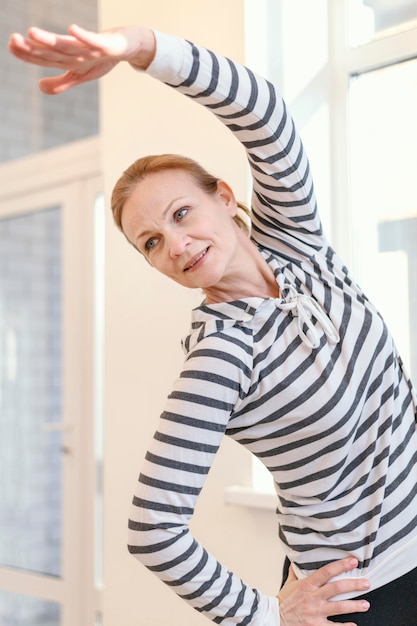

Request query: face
[{"left": 121, "top": 169, "right": 244, "bottom": 296}]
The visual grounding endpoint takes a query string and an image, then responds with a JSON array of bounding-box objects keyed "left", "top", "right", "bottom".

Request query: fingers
[
  {"left": 306, "top": 557, "right": 371, "bottom": 603},
  {"left": 8, "top": 24, "right": 155, "bottom": 91},
  {"left": 38, "top": 57, "right": 119, "bottom": 94},
  {"left": 328, "top": 596, "right": 370, "bottom": 618},
  {"left": 38, "top": 73, "right": 80, "bottom": 95},
  {"left": 9, "top": 27, "right": 127, "bottom": 66},
  {"left": 9, "top": 24, "right": 156, "bottom": 73},
  {"left": 321, "top": 575, "right": 370, "bottom": 604},
  {"left": 8, "top": 25, "right": 121, "bottom": 94},
  {"left": 8, "top": 31, "right": 86, "bottom": 67},
  {"left": 27, "top": 26, "right": 83, "bottom": 52},
  {"left": 67, "top": 24, "right": 114, "bottom": 51},
  {"left": 8, "top": 33, "right": 41, "bottom": 64},
  {"left": 278, "top": 558, "right": 371, "bottom": 625},
  {"left": 28, "top": 24, "right": 132, "bottom": 59},
  {"left": 309, "top": 557, "right": 361, "bottom": 588},
  {"left": 9, "top": 25, "right": 100, "bottom": 63}
]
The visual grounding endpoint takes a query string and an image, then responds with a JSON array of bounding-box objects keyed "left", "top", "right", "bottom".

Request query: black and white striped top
[{"left": 128, "top": 31, "right": 417, "bottom": 625}]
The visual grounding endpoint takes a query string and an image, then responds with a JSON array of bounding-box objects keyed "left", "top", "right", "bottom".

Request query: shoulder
[{"left": 181, "top": 301, "right": 259, "bottom": 375}]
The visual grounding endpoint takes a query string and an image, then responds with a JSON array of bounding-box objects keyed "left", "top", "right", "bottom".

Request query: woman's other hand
[
  {"left": 278, "top": 557, "right": 370, "bottom": 626},
  {"left": 8, "top": 24, "right": 156, "bottom": 94}
]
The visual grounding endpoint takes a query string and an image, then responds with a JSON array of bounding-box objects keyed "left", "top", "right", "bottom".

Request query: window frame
[
  {"left": 328, "top": 1, "right": 417, "bottom": 268},
  {"left": 231, "top": 0, "right": 417, "bottom": 507}
]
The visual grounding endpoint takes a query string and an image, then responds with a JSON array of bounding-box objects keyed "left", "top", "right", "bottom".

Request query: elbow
[
  {"left": 127, "top": 490, "right": 193, "bottom": 564},
  {"left": 127, "top": 515, "right": 189, "bottom": 565}
]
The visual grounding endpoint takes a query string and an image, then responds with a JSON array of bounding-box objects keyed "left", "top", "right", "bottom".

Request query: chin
[{"left": 180, "top": 266, "right": 227, "bottom": 292}]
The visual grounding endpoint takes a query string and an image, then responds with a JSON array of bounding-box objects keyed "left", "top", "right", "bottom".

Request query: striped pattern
[{"left": 128, "top": 35, "right": 417, "bottom": 624}]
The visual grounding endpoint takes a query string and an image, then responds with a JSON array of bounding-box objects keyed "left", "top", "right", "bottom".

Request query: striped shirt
[{"left": 128, "top": 31, "right": 417, "bottom": 625}]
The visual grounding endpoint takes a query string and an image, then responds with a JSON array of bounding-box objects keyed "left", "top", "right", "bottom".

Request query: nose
[{"left": 167, "top": 231, "right": 189, "bottom": 258}]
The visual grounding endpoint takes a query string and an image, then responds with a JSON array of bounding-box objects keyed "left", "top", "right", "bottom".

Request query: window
[
  {"left": 236, "top": 0, "right": 417, "bottom": 504},
  {"left": 349, "top": 0, "right": 417, "bottom": 46},
  {"left": 349, "top": 58, "right": 417, "bottom": 380}
]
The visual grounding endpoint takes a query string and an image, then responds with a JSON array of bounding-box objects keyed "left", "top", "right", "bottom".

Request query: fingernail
[{"left": 361, "top": 601, "right": 370, "bottom": 611}]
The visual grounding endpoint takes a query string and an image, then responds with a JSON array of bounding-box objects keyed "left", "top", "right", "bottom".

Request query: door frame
[{"left": 0, "top": 137, "right": 103, "bottom": 626}]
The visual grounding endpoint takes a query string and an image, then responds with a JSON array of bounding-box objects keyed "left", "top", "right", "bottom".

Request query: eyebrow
[{"left": 135, "top": 196, "right": 188, "bottom": 244}]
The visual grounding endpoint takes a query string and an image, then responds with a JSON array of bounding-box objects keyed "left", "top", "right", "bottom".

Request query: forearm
[{"left": 127, "top": 347, "right": 280, "bottom": 625}]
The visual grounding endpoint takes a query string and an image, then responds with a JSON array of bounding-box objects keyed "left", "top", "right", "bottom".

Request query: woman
[{"left": 8, "top": 23, "right": 417, "bottom": 626}]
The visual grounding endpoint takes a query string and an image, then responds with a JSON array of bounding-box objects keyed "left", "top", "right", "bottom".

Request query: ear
[{"left": 216, "top": 180, "right": 238, "bottom": 216}]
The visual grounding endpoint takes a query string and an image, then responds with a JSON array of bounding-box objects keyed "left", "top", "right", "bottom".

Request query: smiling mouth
[{"left": 184, "top": 247, "right": 209, "bottom": 271}]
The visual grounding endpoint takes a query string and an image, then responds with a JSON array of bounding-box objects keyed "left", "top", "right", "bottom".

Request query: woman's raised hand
[
  {"left": 278, "top": 557, "right": 371, "bottom": 626},
  {"left": 8, "top": 24, "right": 156, "bottom": 94}
]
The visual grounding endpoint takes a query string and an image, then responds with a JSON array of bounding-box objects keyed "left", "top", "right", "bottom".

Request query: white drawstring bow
[{"left": 276, "top": 291, "right": 340, "bottom": 349}]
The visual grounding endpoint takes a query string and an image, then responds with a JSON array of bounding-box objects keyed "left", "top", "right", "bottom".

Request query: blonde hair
[{"left": 111, "top": 153, "right": 251, "bottom": 237}]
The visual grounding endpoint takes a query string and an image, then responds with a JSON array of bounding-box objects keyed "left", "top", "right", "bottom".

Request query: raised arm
[
  {"left": 9, "top": 24, "right": 322, "bottom": 251},
  {"left": 143, "top": 31, "right": 324, "bottom": 251}
]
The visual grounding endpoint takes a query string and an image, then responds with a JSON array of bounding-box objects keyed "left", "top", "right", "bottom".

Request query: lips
[{"left": 184, "top": 247, "right": 209, "bottom": 271}]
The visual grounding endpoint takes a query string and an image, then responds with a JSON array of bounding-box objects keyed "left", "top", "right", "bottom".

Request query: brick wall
[{"left": 1, "top": 0, "right": 98, "bottom": 163}]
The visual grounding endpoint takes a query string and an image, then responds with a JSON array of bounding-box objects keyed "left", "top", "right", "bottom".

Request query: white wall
[{"left": 100, "top": 2, "right": 283, "bottom": 624}]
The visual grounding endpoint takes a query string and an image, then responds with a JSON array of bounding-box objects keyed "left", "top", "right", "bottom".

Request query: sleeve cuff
[
  {"left": 145, "top": 30, "right": 186, "bottom": 83},
  {"left": 255, "top": 595, "right": 280, "bottom": 626}
]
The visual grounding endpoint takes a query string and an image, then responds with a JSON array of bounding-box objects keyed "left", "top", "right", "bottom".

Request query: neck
[{"left": 204, "top": 237, "right": 279, "bottom": 304}]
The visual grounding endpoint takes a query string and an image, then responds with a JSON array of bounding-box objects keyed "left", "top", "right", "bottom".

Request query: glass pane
[
  {"left": 0, "top": 589, "right": 60, "bottom": 626},
  {"left": 1, "top": 0, "right": 98, "bottom": 164},
  {"left": 349, "top": 58, "right": 417, "bottom": 380},
  {"left": 0, "top": 207, "right": 62, "bottom": 576},
  {"left": 349, "top": 0, "right": 417, "bottom": 46}
]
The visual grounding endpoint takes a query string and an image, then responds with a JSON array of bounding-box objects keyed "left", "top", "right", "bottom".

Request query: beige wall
[{"left": 100, "top": 2, "right": 283, "bottom": 624}]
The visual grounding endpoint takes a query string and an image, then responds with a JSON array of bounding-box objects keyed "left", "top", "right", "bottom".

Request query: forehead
[
  {"left": 120, "top": 169, "right": 201, "bottom": 237},
  {"left": 131, "top": 169, "right": 201, "bottom": 205}
]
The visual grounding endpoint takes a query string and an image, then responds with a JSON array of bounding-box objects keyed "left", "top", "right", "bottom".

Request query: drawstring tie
[{"left": 276, "top": 290, "right": 340, "bottom": 350}]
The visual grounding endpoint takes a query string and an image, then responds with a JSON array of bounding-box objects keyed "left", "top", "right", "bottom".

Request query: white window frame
[{"left": 328, "top": 1, "right": 417, "bottom": 267}]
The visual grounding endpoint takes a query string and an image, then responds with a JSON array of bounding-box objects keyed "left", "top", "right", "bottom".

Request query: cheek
[
  {"left": 218, "top": 216, "right": 238, "bottom": 241},
  {"left": 150, "top": 250, "right": 175, "bottom": 275},
  {"left": 210, "top": 211, "right": 234, "bottom": 232}
]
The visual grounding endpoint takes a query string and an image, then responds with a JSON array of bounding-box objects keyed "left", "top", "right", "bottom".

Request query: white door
[{"left": 0, "top": 138, "right": 103, "bottom": 626}]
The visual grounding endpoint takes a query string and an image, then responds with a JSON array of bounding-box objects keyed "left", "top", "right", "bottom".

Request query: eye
[
  {"left": 144, "top": 237, "right": 158, "bottom": 252},
  {"left": 174, "top": 207, "right": 188, "bottom": 221}
]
